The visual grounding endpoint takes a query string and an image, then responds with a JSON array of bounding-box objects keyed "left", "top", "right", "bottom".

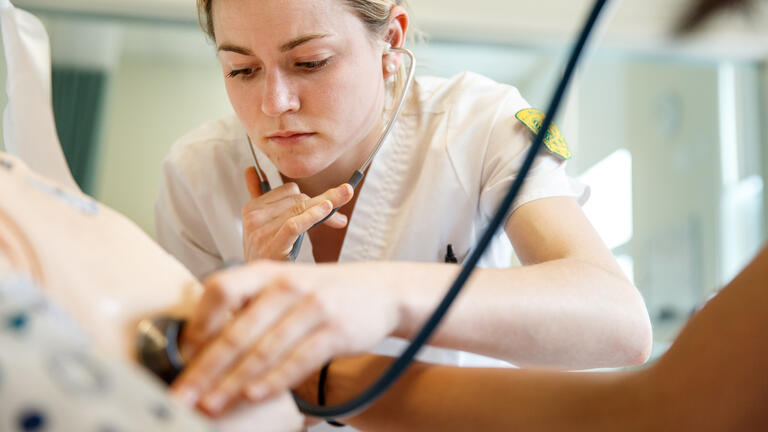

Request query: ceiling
[{"left": 11, "top": 0, "right": 768, "bottom": 59}]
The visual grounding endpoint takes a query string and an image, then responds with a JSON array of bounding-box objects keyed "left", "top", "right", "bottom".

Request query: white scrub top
[{"left": 155, "top": 71, "right": 589, "bottom": 367}]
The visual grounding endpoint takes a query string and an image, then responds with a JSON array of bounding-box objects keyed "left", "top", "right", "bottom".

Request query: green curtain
[{"left": 51, "top": 67, "right": 107, "bottom": 195}]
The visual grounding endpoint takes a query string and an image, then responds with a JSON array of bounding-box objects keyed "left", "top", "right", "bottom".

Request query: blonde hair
[{"left": 196, "top": 0, "right": 413, "bottom": 107}]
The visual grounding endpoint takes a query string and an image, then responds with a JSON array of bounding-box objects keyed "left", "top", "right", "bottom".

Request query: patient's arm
[
  {"left": 307, "top": 246, "right": 768, "bottom": 432},
  {"left": 0, "top": 153, "right": 303, "bottom": 432},
  {"left": 299, "top": 355, "right": 645, "bottom": 432},
  {"left": 645, "top": 245, "right": 768, "bottom": 430}
]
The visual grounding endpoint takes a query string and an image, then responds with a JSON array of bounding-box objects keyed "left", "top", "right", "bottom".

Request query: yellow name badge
[{"left": 514, "top": 108, "right": 572, "bottom": 160}]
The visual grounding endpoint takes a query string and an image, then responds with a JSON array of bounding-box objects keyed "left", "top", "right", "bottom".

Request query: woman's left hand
[{"left": 170, "top": 261, "right": 403, "bottom": 416}]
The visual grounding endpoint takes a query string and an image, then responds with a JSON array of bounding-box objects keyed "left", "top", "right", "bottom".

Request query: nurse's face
[{"left": 213, "top": 0, "right": 387, "bottom": 179}]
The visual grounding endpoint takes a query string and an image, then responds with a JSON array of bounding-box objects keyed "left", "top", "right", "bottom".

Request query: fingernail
[
  {"left": 171, "top": 386, "right": 199, "bottom": 407},
  {"left": 179, "top": 342, "right": 195, "bottom": 364},
  {"left": 245, "top": 384, "right": 269, "bottom": 401},
  {"left": 201, "top": 392, "right": 226, "bottom": 413}
]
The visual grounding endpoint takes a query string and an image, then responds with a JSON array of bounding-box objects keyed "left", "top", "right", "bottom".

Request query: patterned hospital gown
[{"left": 0, "top": 267, "right": 213, "bottom": 432}]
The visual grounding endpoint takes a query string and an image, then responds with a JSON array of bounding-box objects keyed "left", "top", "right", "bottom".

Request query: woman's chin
[{"left": 277, "top": 162, "right": 325, "bottom": 180}]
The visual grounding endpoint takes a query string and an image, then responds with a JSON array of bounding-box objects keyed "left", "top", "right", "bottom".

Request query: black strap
[{"left": 318, "top": 362, "right": 346, "bottom": 427}]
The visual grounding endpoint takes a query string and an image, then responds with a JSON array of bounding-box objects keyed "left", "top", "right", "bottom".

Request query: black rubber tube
[{"left": 293, "top": 0, "right": 611, "bottom": 419}]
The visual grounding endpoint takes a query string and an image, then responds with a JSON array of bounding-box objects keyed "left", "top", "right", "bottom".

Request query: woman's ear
[
  {"left": 382, "top": 5, "right": 409, "bottom": 78},
  {"left": 385, "top": 5, "right": 409, "bottom": 48}
]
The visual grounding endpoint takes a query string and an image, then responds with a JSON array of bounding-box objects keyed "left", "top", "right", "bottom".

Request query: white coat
[{"left": 155, "top": 71, "right": 589, "bottom": 370}]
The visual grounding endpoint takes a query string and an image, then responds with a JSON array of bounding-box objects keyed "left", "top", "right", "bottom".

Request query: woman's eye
[
  {"left": 227, "top": 68, "right": 257, "bottom": 79},
  {"left": 296, "top": 58, "right": 330, "bottom": 71}
]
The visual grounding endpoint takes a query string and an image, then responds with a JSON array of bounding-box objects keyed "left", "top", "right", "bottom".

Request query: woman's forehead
[{"left": 212, "top": 0, "right": 363, "bottom": 45}]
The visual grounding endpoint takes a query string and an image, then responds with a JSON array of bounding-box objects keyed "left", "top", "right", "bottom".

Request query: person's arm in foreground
[
  {"left": 173, "top": 196, "right": 651, "bottom": 414},
  {"left": 297, "top": 245, "right": 768, "bottom": 431}
]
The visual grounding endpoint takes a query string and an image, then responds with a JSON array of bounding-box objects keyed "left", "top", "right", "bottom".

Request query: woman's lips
[{"left": 266, "top": 132, "right": 315, "bottom": 145}]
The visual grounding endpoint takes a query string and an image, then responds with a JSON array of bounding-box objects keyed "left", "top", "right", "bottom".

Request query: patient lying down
[{"left": 0, "top": 152, "right": 303, "bottom": 432}]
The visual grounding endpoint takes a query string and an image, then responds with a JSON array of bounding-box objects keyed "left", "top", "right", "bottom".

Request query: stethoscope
[
  {"left": 246, "top": 44, "right": 417, "bottom": 261},
  {"left": 292, "top": 0, "right": 612, "bottom": 423},
  {"left": 136, "top": 3, "right": 610, "bottom": 420}
]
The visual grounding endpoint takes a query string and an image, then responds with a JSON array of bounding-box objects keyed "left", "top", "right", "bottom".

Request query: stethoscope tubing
[{"left": 292, "top": 0, "right": 612, "bottom": 421}]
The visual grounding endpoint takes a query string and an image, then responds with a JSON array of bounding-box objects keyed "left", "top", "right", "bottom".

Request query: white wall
[
  {"left": 572, "top": 58, "right": 629, "bottom": 174},
  {"left": 626, "top": 62, "right": 721, "bottom": 339},
  {"left": 763, "top": 65, "right": 768, "bottom": 239},
  {"left": 94, "top": 24, "right": 232, "bottom": 234},
  {"left": 0, "top": 40, "right": 6, "bottom": 152}
]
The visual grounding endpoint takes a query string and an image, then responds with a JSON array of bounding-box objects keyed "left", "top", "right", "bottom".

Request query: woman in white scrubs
[
  {"left": 172, "top": 0, "right": 764, "bottom": 428},
  {"left": 159, "top": 0, "right": 653, "bottom": 419}
]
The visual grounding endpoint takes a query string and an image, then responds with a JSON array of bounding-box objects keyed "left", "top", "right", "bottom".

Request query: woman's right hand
[{"left": 241, "top": 167, "right": 354, "bottom": 261}]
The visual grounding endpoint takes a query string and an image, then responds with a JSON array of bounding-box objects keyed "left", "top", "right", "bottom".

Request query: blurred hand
[
  {"left": 241, "top": 167, "right": 353, "bottom": 261},
  {"left": 171, "top": 261, "right": 402, "bottom": 416}
]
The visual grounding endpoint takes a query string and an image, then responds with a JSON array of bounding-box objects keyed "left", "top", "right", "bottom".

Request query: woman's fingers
[
  {"left": 199, "top": 294, "right": 328, "bottom": 414},
  {"left": 244, "top": 167, "right": 263, "bottom": 199},
  {"left": 180, "top": 273, "right": 257, "bottom": 361},
  {"left": 319, "top": 183, "right": 354, "bottom": 212},
  {"left": 260, "top": 182, "right": 302, "bottom": 205},
  {"left": 180, "top": 265, "right": 280, "bottom": 360},
  {"left": 272, "top": 200, "right": 335, "bottom": 256},
  {"left": 274, "top": 183, "right": 353, "bottom": 226},
  {"left": 242, "top": 183, "right": 354, "bottom": 261},
  {"left": 245, "top": 182, "right": 351, "bottom": 217},
  {"left": 173, "top": 271, "right": 295, "bottom": 402},
  {"left": 272, "top": 183, "right": 354, "bottom": 243},
  {"left": 246, "top": 327, "right": 339, "bottom": 404},
  {"left": 323, "top": 211, "right": 349, "bottom": 229}
]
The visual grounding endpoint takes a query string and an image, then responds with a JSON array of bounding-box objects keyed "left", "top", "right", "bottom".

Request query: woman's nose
[{"left": 261, "top": 71, "right": 299, "bottom": 117}]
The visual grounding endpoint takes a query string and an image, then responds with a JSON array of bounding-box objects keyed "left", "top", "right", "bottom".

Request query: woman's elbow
[
  {"left": 614, "top": 295, "right": 654, "bottom": 366},
  {"left": 623, "top": 313, "right": 653, "bottom": 366}
]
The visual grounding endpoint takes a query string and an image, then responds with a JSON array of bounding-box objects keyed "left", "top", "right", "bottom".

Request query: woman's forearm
[
  {"left": 382, "top": 259, "right": 651, "bottom": 369},
  {"left": 323, "top": 354, "right": 653, "bottom": 432}
]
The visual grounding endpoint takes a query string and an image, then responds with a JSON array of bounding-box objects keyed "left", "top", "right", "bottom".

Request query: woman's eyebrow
[
  {"left": 217, "top": 43, "right": 253, "bottom": 55},
  {"left": 217, "top": 33, "right": 331, "bottom": 56},
  {"left": 279, "top": 33, "right": 331, "bottom": 52}
]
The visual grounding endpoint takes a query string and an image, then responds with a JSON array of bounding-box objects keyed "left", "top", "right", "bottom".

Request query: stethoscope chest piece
[{"left": 136, "top": 317, "right": 186, "bottom": 385}]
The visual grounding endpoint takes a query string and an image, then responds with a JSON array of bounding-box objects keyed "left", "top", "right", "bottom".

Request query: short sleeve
[
  {"left": 155, "top": 156, "right": 224, "bottom": 280},
  {"left": 478, "top": 93, "right": 589, "bottom": 221}
]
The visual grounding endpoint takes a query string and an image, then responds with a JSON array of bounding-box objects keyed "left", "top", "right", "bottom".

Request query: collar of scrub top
[{"left": 246, "top": 45, "right": 416, "bottom": 261}]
